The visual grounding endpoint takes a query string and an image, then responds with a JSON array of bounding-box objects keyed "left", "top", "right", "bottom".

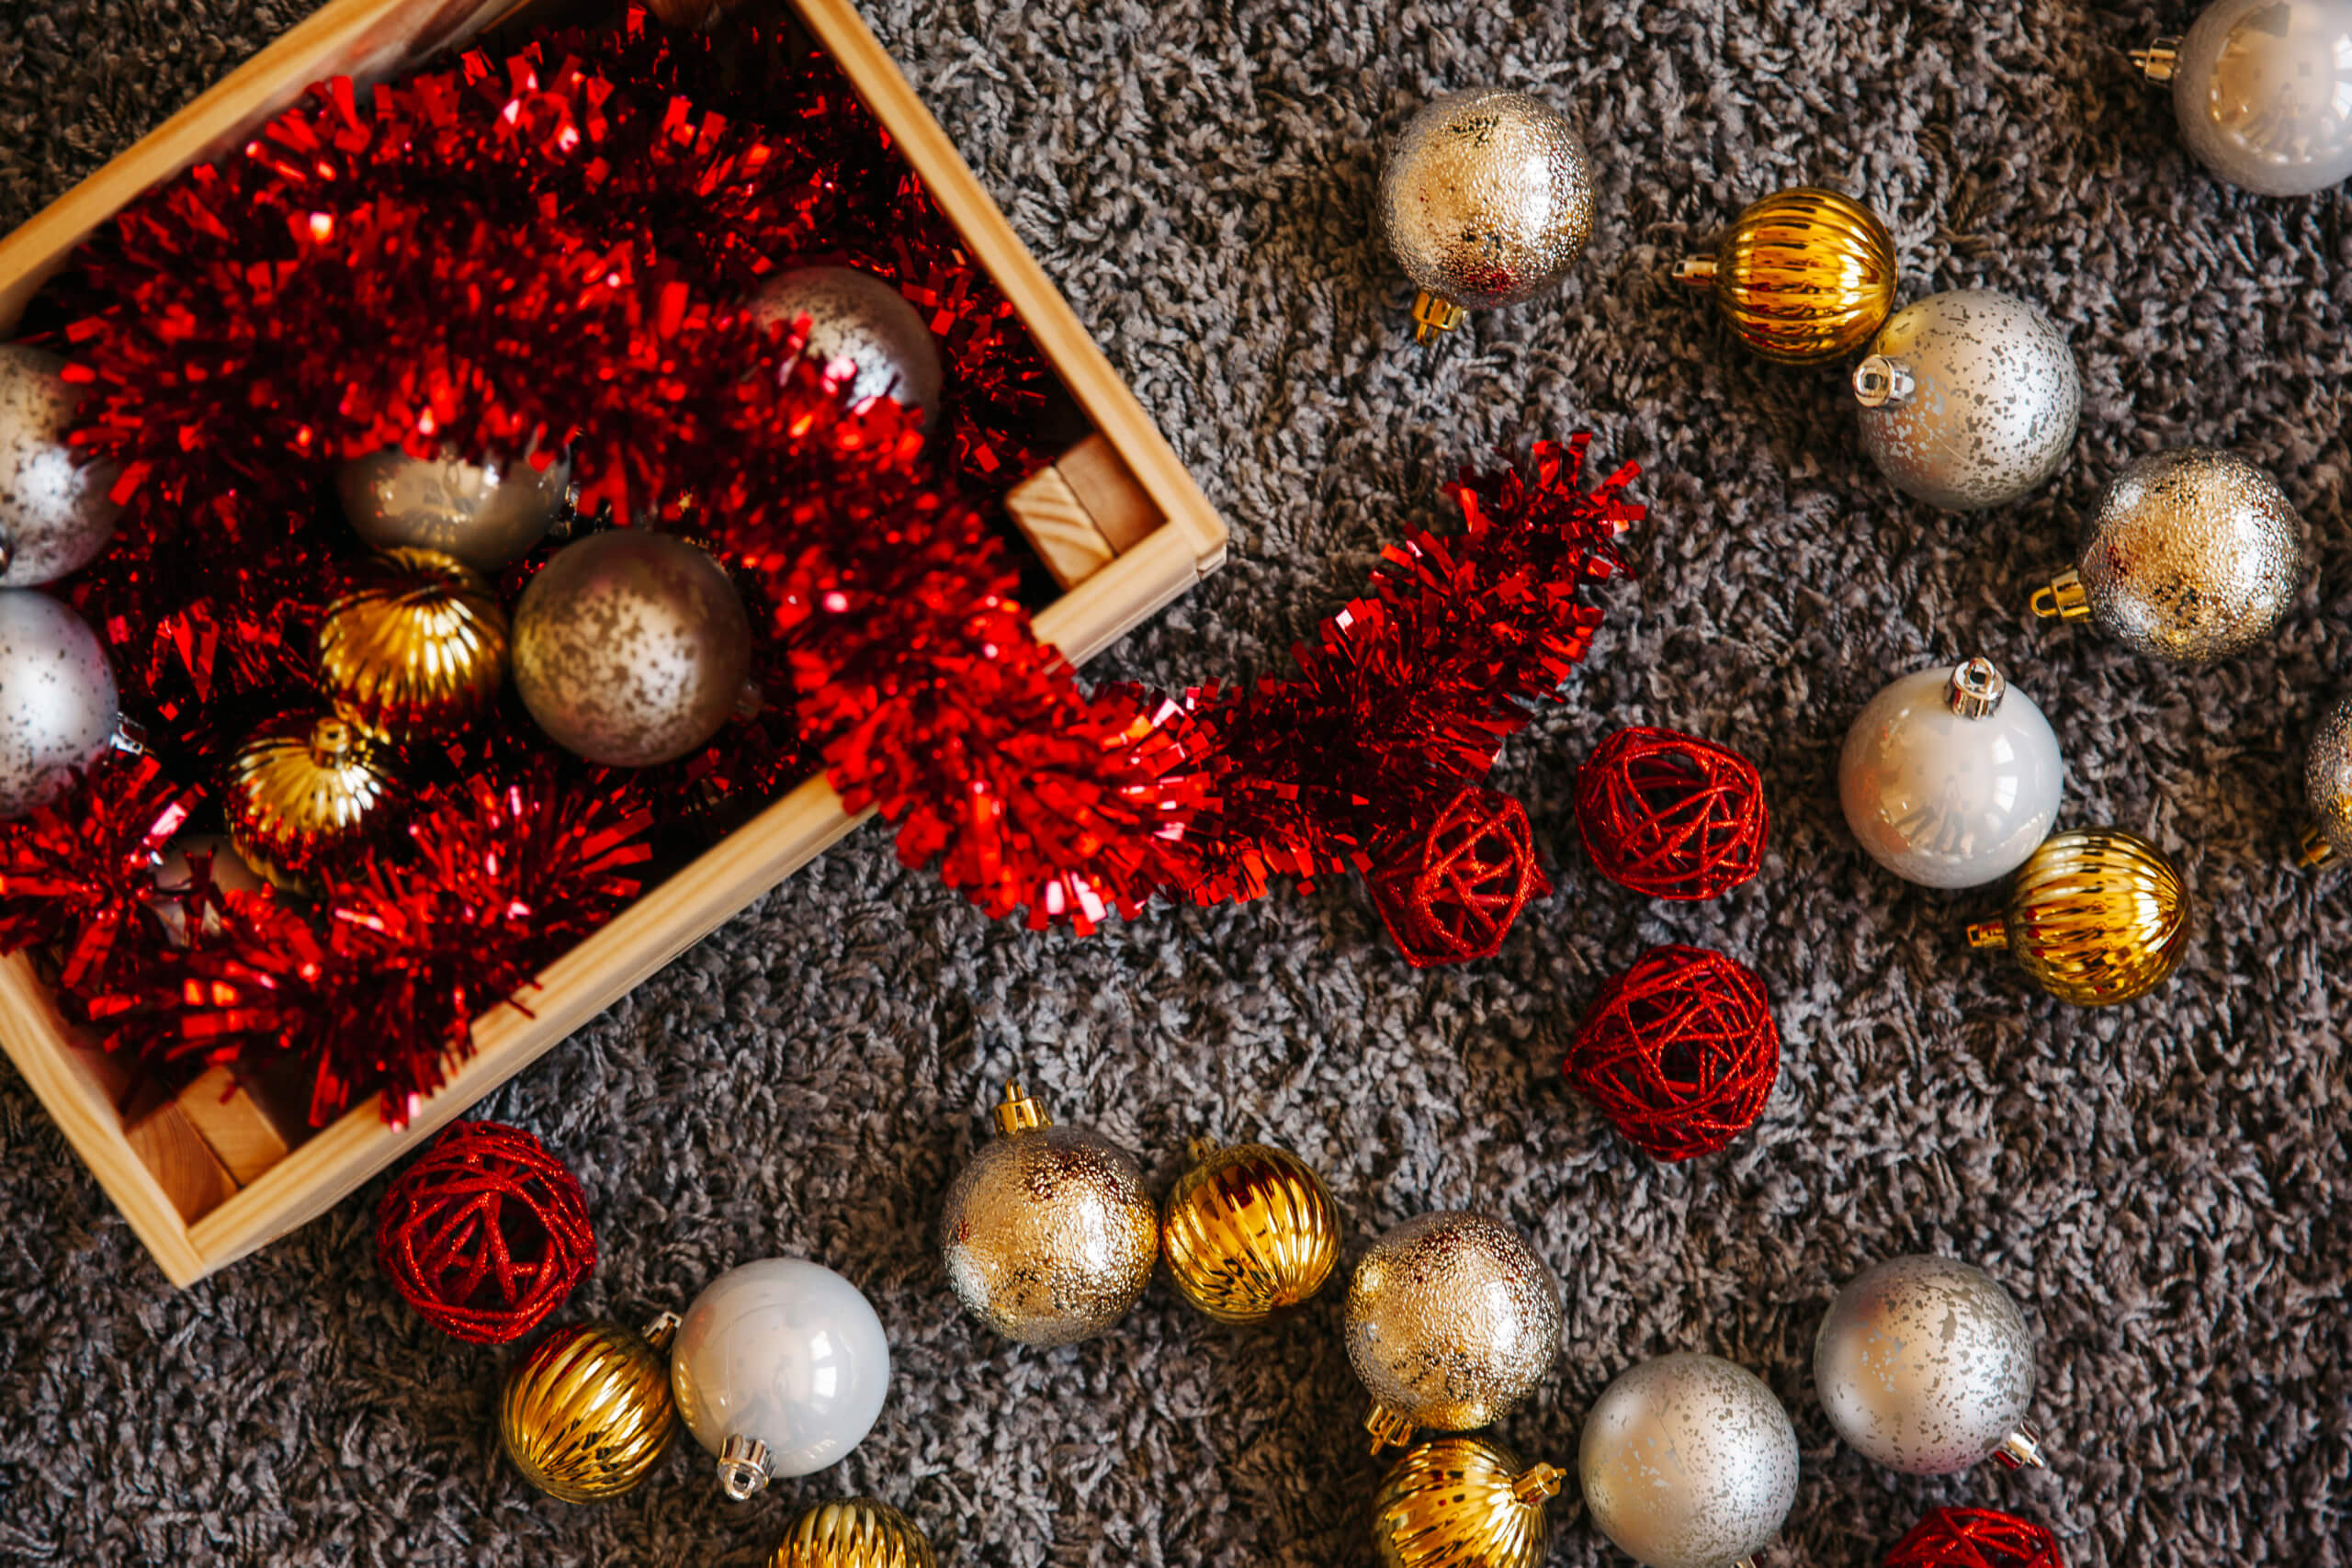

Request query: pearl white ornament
[
  {"left": 336, "top": 444, "right": 571, "bottom": 570},
  {"left": 0, "top": 589, "right": 119, "bottom": 818},
  {"left": 1578, "top": 1352, "right": 1799, "bottom": 1568},
  {"left": 2139, "top": 0, "right": 2352, "bottom": 197},
  {"left": 671, "top": 1258, "right": 891, "bottom": 1500},
  {"left": 0, "top": 344, "right": 120, "bottom": 587},
  {"left": 1838, "top": 658, "right": 2064, "bottom": 889}
]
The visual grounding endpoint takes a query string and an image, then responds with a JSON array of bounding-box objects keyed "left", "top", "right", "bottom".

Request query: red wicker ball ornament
[
  {"left": 375, "top": 1121, "right": 595, "bottom": 1346},
  {"left": 1369, "top": 786, "right": 1552, "bottom": 966},
  {"left": 1884, "top": 1507, "right": 2063, "bottom": 1568},
  {"left": 1562, "top": 944, "right": 1778, "bottom": 1161},
  {"left": 1573, "top": 727, "right": 1767, "bottom": 899}
]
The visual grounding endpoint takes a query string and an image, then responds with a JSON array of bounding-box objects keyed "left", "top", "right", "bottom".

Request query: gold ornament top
[
  {"left": 225, "top": 713, "right": 396, "bottom": 892},
  {"left": 1968, "top": 827, "right": 2190, "bottom": 1006},
  {"left": 769, "top": 1497, "right": 938, "bottom": 1568},
  {"left": 993, "top": 1079, "right": 1047, "bottom": 1136},
  {"left": 1161, "top": 1142, "right": 1341, "bottom": 1325},
  {"left": 499, "top": 1313, "right": 679, "bottom": 1505},
  {"left": 318, "top": 546, "right": 508, "bottom": 740},
  {"left": 1372, "top": 1436, "right": 1563, "bottom": 1568},
  {"left": 1675, "top": 187, "right": 1897, "bottom": 365}
]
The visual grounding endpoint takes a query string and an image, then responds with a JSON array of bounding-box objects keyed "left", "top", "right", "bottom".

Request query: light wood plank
[
  {"left": 123, "top": 1095, "right": 241, "bottom": 1223},
  {"left": 1054, "top": 434, "right": 1163, "bottom": 555},
  {"left": 175, "top": 1066, "right": 295, "bottom": 1186},
  {"left": 1006, "top": 463, "right": 1115, "bottom": 591}
]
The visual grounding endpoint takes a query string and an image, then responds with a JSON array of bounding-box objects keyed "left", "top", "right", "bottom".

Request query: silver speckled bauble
[
  {"left": 1345, "top": 1210, "right": 1561, "bottom": 1450},
  {"left": 336, "top": 444, "right": 571, "bottom": 570},
  {"left": 0, "top": 590, "right": 119, "bottom": 818},
  {"left": 1375, "top": 88, "right": 1597, "bottom": 341},
  {"left": 1578, "top": 1352, "right": 1799, "bottom": 1568},
  {"left": 2032, "top": 446, "right": 2308, "bottom": 663},
  {"left": 1852, "top": 289, "right": 2080, "bottom": 511},
  {"left": 511, "top": 529, "right": 752, "bottom": 768},
  {"left": 2139, "top": 0, "right": 2352, "bottom": 197},
  {"left": 1839, "top": 658, "right": 2064, "bottom": 889},
  {"left": 938, "top": 1084, "right": 1159, "bottom": 1348},
  {"left": 0, "top": 344, "right": 119, "bottom": 587},
  {"left": 1815, "top": 1254, "right": 2045, "bottom": 1475},
  {"left": 2300, "top": 695, "right": 2352, "bottom": 866},
  {"left": 749, "top": 266, "right": 944, "bottom": 429}
]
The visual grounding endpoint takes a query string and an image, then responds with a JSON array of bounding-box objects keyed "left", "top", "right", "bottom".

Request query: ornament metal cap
[
  {"left": 1996, "top": 1421, "right": 2047, "bottom": 1470},
  {"left": 718, "top": 1432, "right": 771, "bottom": 1501},
  {"left": 992, "top": 1081, "right": 1048, "bottom": 1136},
  {"left": 1670, "top": 257, "right": 1717, "bottom": 288},
  {"left": 2030, "top": 567, "right": 2091, "bottom": 622},
  {"left": 2298, "top": 826, "right": 2336, "bottom": 868},
  {"left": 1965, "top": 918, "right": 2010, "bottom": 950},
  {"left": 1410, "top": 291, "right": 1464, "bottom": 344},
  {"left": 1366, "top": 1403, "right": 1419, "bottom": 1453},
  {"left": 1852, "top": 355, "right": 1916, "bottom": 408},
  {"left": 2132, "top": 37, "right": 2181, "bottom": 83},
  {"left": 641, "top": 1309, "right": 681, "bottom": 1351},
  {"left": 1945, "top": 658, "right": 2007, "bottom": 719},
  {"left": 1510, "top": 1462, "right": 1566, "bottom": 1504}
]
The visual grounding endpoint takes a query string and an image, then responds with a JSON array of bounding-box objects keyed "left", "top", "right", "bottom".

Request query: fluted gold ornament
[
  {"left": 1161, "top": 1141, "right": 1341, "bottom": 1325},
  {"left": 317, "top": 547, "right": 508, "bottom": 739},
  {"left": 1673, "top": 188, "right": 1896, "bottom": 365},
  {"left": 1967, "top": 828, "right": 2190, "bottom": 1006},
  {"left": 1372, "top": 1437, "right": 1564, "bottom": 1568},
  {"left": 769, "top": 1497, "right": 938, "bottom": 1568},
  {"left": 225, "top": 712, "right": 397, "bottom": 892},
  {"left": 499, "top": 1313, "right": 680, "bottom": 1504}
]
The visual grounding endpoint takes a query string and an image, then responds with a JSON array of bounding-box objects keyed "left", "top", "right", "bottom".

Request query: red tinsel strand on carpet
[
  {"left": 1367, "top": 786, "right": 1551, "bottom": 966},
  {"left": 1574, "top": 726, "right": 1767, "bottom": 900},
  {"left": 374, "top": 1120, "right": 595, "bottom": 1345},
  {"left": 1883, "top": 1508, "right": 2064, "bottom": 1568},
  {"left": 1562, "top": 944, "right": 1778, "bottom": 1161}
]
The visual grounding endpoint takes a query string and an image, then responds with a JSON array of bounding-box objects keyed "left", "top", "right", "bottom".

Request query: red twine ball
[
  {"left": 1370, "top": 786, "right": 1552, "bottom": 967},
  {"left": 1573, "top": 727, "right": 1767, "bottom": 900},
  {"left": 374, "top": 1121, "right": 595, "bottom": 1346},
  {"left": 1562, "top": 944, "right": 1778, "bottom": 1161},
  {"left": 1884, "top": 1507, "right": 2064, "bottom": 1568}
]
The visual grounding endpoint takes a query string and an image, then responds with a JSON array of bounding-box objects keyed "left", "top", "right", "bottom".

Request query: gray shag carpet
[{"left": 3, "top": 2, "right": 2349, "bottom": 1564}]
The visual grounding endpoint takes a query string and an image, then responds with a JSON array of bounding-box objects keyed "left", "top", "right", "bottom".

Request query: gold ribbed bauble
[
  {"left": 499, "top": 1313, "right": 680, "bottom": 1504},
  {"left": 1967, "top": 828, "right": 2190, "bottom": 1006},
  {"left": 1161, "top": 1141, "right": 1340, "bottom": 1325},
  {"left": 224, "top": 712, "right": 397, "bottom": 892},
  {"left": 1372, "top": 1437, "right": 1565, "bottom": 1568},
  {"left": 317, "top": 546, "right": 508, "bottom": 740},
  {"left": 1673, "top": 187, "right": 1897, "bottom": 365},
  {"left": 769, "top": 1497, "right": 938, "bottom": 1568}
]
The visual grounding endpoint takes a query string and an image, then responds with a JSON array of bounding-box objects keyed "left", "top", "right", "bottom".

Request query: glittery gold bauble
[
  {"left": 1161, "top": 1141, "right": 1341, "bottom": 1325},
  {"left": 1373, "top": 1437, "right": 1565, "bottom": 1568},
  {"left": 1672, "top": 188, "right": 1896, "bottom": 365},
  {"left": 317, "top": 547, "right": 507, "bottom": 740},
  {"left": 1345, "top": 1211, "right": 1561, "bottom": 1451},
  {"left": 499, "top": 1313, "right": 680, "bottom": 1504},
  {"left": 938, "top": 1082, "right": 1159, "bottom": 1347},
  {"left": 224, "top": 712, "right": 397, "bottom": 892},
  {"left": 1967, "top": 828, "right": 2190, "bottom": 1007},
  {"left": 2298, "top": 694, "right": 2352, "bottom": 867},
  {"left": 769, "top": 1497, "right": 938, "bottom": 1568}
]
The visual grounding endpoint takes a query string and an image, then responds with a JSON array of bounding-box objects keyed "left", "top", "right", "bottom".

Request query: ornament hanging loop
[
  {"left": 1410, "top": 290, "right": 1464, "bottom": 344},
  {"left": 640, "top": 1309, "right": 681, "bottom": 1351},
  {"left": 2030, "top": 567, "right": 2089, "bottom": 622},
  {"left": 1945, "top": 658, "right": 2007, "bottom": 718},
  {"left": 1852, "top": 355, "right": 1915, "bottom": 408},
  {"left": 1670, "top": 257, "right": 1717, "bottom": 288},
  {"left": 993, "top": 1080, "right": 1047, "bottom": 1135},
  {"left": 1996, "top": 1422, "right": 2048, "bottom": 1470},
  {"left": 2132, "top": 37, "right": 2181, "bottom": 83},
  {"left": 1365, "top": 1403, "right": 1419, "bottom": 1454},
  {"left": 2298, "top": 826, "right": 2336, "bottom": 868},
  {"left": 1965, "top": 919, "right": 2010, "bottom": 950},
  {"left": 718, "top": 1433, "right": 770, "bottom": 1501},
  {"left": 1511, "top": 1462, "right": 1566, "bottom": 1503}
]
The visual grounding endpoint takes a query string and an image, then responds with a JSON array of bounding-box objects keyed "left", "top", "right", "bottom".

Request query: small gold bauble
[
  {"left": 224, "top": 712, "right": 397, "bottom": 892},
  {"left": 1967, "top": 827, "right": 2190, "bottom": 1007},
  {"left": 1161, "top": 1141, "right": 1340, "bottom": 1325},
  {"left": 1674, "top": 187, "right": 1897, "bottom": 365},
  {"left": 317, "top": 546, "right": 508, "bottom": 739},
  {"left": 769, "top": 1497, "right": 938, "bottom": 1568},
  {"left": 1373, "top": 1437, "right": 1565, "bottom": 1568},
  {"left": 499, "top": 1313, "right": 680, "bottom": 1504}
]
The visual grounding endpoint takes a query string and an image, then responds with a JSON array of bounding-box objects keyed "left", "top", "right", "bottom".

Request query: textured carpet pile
[{"left": 1, "top": 3, "right": 2347, "bottom": 1564}]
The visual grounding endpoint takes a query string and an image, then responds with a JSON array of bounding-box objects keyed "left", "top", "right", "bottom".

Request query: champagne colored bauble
[
  {"left": 2137, "top": 0, "right": 2352, "bottom": 197},
  {"left": 1375, "top": 87, "right": 1597, "bottom": 342},
  {"left": 512, "top": 529, "right": 752, "bottom": 768},
  {"left": 1852, "top": 288, "right": 2079, "bottom": 511},
  {"left": 224, "top": 712, "right": 397, "bottom": 892},
  {"left": 317, "top": 547, "right": 508, "bottom": 740},
  {"left": 939, "top": 1083, "right": 1159, "bottom": 1347},
  {"left": 2032, "top": 447, "right": 2307, "bottom": 664},
  {"left": 0, "top": 590, "right": 118, "bottom": 819},
  {"left": 1967, "top": 827, "right": 2190, "bottom": 1007},
  {"left": 1815, "top": 1255, "right": 2045, "bottom": 1476},
  {"left": 1838, "top": 658, "right": 2064, "bottom": 889},
  {"left": 1672, "top": 187, "right": 1897, "bottom": 365},
  {"left": 1372, "top": 1436, "right": 1566, "bottom": 1568},
  {"left": 2299, "top": 694, "right": 2352, "bottom": 867},
  {"left": 337, "top": 444, "right": 570, "bottom": 570},
  {"left": 769, "top": 1497, "right": 938, "bottom": 1568},
  {"left": 1345, "top": 1211, "right": 1561, "bottom": 1450},
  {"left": 750, "top": 266, "right": 944, "bottom": 430},
  {"left": 1161, "top": 1141, "right": 1341, "bottom": 1325},
  {"left": 0, "top": 344, "right": 119, "bottom": 586},
  {"left": 499, "top": 1313, "right": 680, "bottom": 1503},
  {"left": 1578, "top": 1352, "right": 1799, "bottom": 1568},
  {"left": 672, "top": 1258, "right": 892, "bottom": 1500}
]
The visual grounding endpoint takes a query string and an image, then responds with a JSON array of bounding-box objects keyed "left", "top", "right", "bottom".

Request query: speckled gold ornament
[
  {"left": 1161, "top": 1141, "right": 1341, "bottom": 1325},
  {"left": 939, "top": 1083, "right": 1159, "bottom": 1347},
  {"left": 2298, "top": 694, "right": 2352, "bottom": 867},
  {"left": 1967, "top": 828, "right": 2190, "bottom": 1006},
  {"left": 1373, "top": 1436, "right": 1565, "bottom": 1568},
  {"left": 224, "top": 712, "right": 397, "bottom": 892},
  {"left": 769, "top": 1497, "right": 938, "bottom": 1568},
  {"left": 1672, "top": 187, "right": 1896, "bottom": 365},
  {"left": 317, "top": 547, "right": 508, "bottom": 740},
  {"left": 499, "top": 1313, "right": 679, "bottom": 1504}
]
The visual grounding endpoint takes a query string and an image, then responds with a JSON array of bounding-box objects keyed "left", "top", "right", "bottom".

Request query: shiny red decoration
[
  {"left": 0, "top": 754, "right": 198, "bottom": 998},
  {"left": 1573, "top": 726, "right": 1766, "bottom": 900},
  {"left": 1369, "top": 787, "right": 1551, "bottom": 966},
  {"left": 1884, "top": 1507, "right": 2063, "bottom": 1568},
  {"left": 1562, "top": 944, "right": 1778, "bottom": 1161},
  {"left": 375, "top": 1121, "right": 595, "bottom": 1345}
]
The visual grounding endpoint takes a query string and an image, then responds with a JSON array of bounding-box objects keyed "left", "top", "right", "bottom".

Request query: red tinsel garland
[
  {"left": 375, "top": 1120, "right": 596, "bottom": 1345},
  {"left": 1883, "top": 1508, "right": 2064, "bottom": 1568}
]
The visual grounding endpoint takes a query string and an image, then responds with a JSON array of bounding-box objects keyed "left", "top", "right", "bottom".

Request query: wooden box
[{"left": 0, "top": 0, "right": 1226, "bottom": 1286}]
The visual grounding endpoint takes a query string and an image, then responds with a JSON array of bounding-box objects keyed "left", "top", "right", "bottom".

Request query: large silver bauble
[
  {"left": 1345, "top": 1211, "right": 1560, "bottom": 1448},
  {"left": 1852, "top": 289, "right": 2080, "bottom": 511},
  {"left": 0, "top": 344, "right": 119, "bottom": 587},
  {"left": 1578, "top": 1352, "right": 1799, "bottom": 1568},
  {"left": 1375, "top": 88, "right": 1597, "bottom": 313},
  {"left": 0, "top": 590, "right": 119, "bottom": 818},
  {"left": 336, "top": 444, "right": 571, "bottom": 570},
  {"left": 1814, "top": 1255, "right": 2041, "bottom": 1476},
  {"left": 2149, "top": 0, "right": 2352, "bottom": 197},
  {"left": 2304, "top": 695, "right": 2352, "bottom": 862},
  {"left": 749, "top": 266, "right": 944, "bottom": 429}
]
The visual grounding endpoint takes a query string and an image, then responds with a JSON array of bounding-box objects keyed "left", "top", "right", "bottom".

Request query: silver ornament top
[
  {"left": 1577, "top": 1351, "right": 1799, "bottom": 1568},
  {"left": 1376, "top": 88, "right": 1596, "bottom": 314},
  {"left": 0, "top": 589, "right": 119, "bottom": 819},
  {"left": 749, "top": 266, "right": 944, "bottom": 430},
  {"left": 2145, "top": 0, "right": 2352, "bottom": 197},
  {"left": 1345, "top": 1210, "right": 1561, "bottom": 1443},
  {"left": 1813, "top": 1254, "right": 2041, "bottom": 1476},
  {"left": 336, "top": 444, "right": 571, "bottom": 570},
  {"left": 0, "top": 344, "right": 120, "bottom": 588},
  {"left": 2302, "top": 695, "right": 2352, "bottom": 863},
  {"left": 1853, "top": 289, "right": 2081, "bottom": 511}
]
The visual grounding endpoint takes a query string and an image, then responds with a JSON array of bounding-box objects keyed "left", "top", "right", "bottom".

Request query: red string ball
[
  {"left": 374, "top": 1121, "right": 595, "bottom": 1345},
  {"left": 1369, "top": 785, "right": 1552, "bottom": 967},
  {"left": 1573, "top": 726, "right": 1767, "bottom": 900},
  {"left": 1884, "top": 1507, "right": 2064, "bottom": 1568},
  {"left": 1562, "top": 944, "right": 1778, "bottom": 1161}
]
